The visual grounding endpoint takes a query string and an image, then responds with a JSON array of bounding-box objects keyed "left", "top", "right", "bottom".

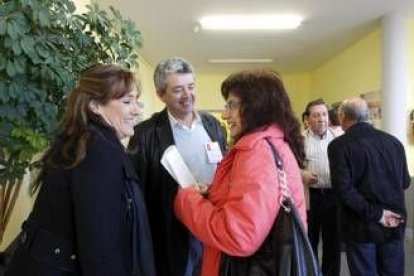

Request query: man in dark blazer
[
  {"left": 328, "top": 97, "right": 410, "bottom": 276},
  {"left": 128, "top": 57, "right": 226, "bottom": 276}
]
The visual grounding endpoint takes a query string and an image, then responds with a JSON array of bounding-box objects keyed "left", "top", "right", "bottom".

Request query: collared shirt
[
  {"left": 167, "top": 110, "right": 216, "bottom": 185},
  {"left": 304, "top": 128, "right": 336, "bottom": 189},
  {"left": 167, "top": 109, "right": 214, "bottom": 276},
  {"left": 167, "top": 110, "right": 201, "bottom": 130}
]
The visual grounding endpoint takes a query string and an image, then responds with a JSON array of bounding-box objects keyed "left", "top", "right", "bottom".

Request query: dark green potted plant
[{"left": 0, "top": 0, "right": 142, "bottom": 243}]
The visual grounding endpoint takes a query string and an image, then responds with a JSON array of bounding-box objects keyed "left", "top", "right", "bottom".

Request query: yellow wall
[
  {"left": 195, "top": 73, "right": 227, "bottom": 111},
  {"left": 137, "top": 57, "right": 162, "bottom": 119},
  {"left": 312, "top": 29, "right": 382, "bottom": 104},
  {"left": 192, "top": 72, "right": 311, "bottom": 119},
  {"left": 282, "top": 72, "right": 312, "bottom": 116},
  {"left": 75, "top": 0, "right": 89, "bottom": 13},
  {"left": 197, "top": 71, "right": 312, "bottom": 119},
  {"left": 137, "top": 69, "right": 311, "bottom": 121},
  {"left": 407, "top": 18, "right": 414, "bottom": 174},
  {"left": 311, "top": 20, "right": 414, "bottom": 174},
  {"left": 0, "top": 175, "right": 35, "bottom": 250}
]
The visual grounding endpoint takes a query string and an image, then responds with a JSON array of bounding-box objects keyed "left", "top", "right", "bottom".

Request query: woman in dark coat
[{"left": 5, "top": 64, "right": 156, "bottom": 276}]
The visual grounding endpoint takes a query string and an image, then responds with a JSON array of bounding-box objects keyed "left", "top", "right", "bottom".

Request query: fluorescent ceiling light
[
  {"left": 199, "top": 14, "right": 303, "bottom": 31},
  {"left": 208, "top": 58, "right": 274, "bottom": 64}
]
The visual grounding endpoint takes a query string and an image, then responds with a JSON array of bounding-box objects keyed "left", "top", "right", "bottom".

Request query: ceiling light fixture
[
  {"left": 208, "top": 58, "right": 274, "bottom": 64},
  {"left": 199, "top": 14, "right": 303, "bottom": 31}
]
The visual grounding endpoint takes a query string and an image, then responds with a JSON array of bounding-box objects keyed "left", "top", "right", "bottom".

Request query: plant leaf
[{"left": 0, "top": 0, "right": 142, "bottom": 183}]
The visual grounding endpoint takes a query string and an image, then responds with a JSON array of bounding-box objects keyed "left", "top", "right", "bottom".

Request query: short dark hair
[
  {"left": 301, "top": 111, "right": 308, "bottom": 123},
  {"left": 304, "top": 99, "right": 327, "bottom": 117}
]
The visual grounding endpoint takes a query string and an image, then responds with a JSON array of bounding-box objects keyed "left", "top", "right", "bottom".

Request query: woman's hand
[{"left": 193, "top": 183, "right": 209, "bottom": 195}]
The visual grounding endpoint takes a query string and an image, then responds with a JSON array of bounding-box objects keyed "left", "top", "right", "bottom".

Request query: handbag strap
[{"left": 264, "top": 137, "right": 293, "bottom": 211}]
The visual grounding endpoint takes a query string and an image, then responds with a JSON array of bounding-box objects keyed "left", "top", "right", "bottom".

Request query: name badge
[{"left": 205, "top": 141, "right": 223, "bottom": 163}]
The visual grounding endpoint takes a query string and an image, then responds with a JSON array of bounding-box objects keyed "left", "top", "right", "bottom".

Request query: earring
[
  {"left": 92, "top": 106, "right": 100, "bottom": 114},
  {"left": 89, "top": 101, "right": 101, "bottom": 115}
]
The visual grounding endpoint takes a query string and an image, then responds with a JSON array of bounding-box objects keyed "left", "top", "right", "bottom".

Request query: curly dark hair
[{"left": 221, "top": 70, "right": 305, "bottom": 168}]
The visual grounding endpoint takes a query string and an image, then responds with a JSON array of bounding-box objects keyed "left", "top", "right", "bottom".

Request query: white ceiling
[{"left": 99, "top": 0, "right": 414, "bottom": 73}]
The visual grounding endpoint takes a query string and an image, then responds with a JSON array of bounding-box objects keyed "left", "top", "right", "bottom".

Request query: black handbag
[
  {"left": 0, "top": 233, "right": 21, "bottom": 276},
  {"left": 219, "top": 138, "right": 321, "bottom": 276}
]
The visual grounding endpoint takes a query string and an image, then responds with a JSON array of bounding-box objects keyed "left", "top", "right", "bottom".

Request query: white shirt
[
  {"left": 167, "top": 110, "right": 217, "bottom": 185},
  {"left": 304, "top": 128, "right": 337, "bottom": 189},
  {"left": 167, "top": 110, "right": 200, "bottom": 130}
]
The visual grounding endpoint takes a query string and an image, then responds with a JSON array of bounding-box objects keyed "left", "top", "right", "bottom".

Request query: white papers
[
  {"left": 161, "top": 145, "right": 196, "bottom": 188},
  {"left": 205, "top": 141, "right": 223, "bottom": 163}
]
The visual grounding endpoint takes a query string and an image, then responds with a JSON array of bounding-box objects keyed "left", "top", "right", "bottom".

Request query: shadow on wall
[{"left": 405, "top": 178, "right": 414, "bottom": 239}]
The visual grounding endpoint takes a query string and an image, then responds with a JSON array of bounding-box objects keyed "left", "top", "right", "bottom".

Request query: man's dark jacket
[
  {"left": 328, "top": 122, "right": 410, "bottom": 243},
  {"left": 127, "top": 109, "right": 227, "bottom": 276}
]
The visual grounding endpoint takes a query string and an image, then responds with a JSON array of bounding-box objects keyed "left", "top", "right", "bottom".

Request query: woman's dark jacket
[
  {"left": 127, "top": 109, "right": 227, "bottom": 276},
  {"left": 6, "top": 122, "right": 155, "bottom": 276}
]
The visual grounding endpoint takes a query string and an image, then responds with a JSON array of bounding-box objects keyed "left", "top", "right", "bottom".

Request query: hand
[
  {"left": 379, "top": 209, "right": 404, "bottom": 228},
  {"left": 301, "top": 170, "right": 318, "bottom": 186},
  {"left": 192, "top": 183, "right": 209, "bottom": 195}
]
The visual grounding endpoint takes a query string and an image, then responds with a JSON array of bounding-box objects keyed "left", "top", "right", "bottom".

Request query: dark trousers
[
  {"left": 308, "top": 188, "right": 341, "bottom": 276},
  {"left": 183, "top": 234, "right": 202, "bottom": 276},
  {"left": 345, "top": 239, "right": 404, "bottom": 276}
]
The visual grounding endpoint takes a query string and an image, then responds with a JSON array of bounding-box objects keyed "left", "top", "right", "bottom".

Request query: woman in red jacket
[{"left": 174, "top": 70, "right": 307, "bottom": 276}]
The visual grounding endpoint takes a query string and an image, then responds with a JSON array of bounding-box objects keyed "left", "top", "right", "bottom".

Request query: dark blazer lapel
[
  {"left": 200, "top": 112, "right": 227, "bottom": 154},
  {"left": 156, "top": 109, "right": 175, "bottom": 155},
  {"left": 201, "top": 114, "right": 216, "bottom": 141}
]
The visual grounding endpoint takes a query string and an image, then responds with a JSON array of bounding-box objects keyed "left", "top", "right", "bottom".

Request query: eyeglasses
[{"left": 224, "top": 100, "right": 241, "bottom": 112}]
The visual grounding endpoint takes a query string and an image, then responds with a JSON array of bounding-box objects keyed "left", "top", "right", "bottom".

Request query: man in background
[
  {"left": 302, "top": 99, "right": 341, "bottom": 276},
  {"left": 128, "top": 57, "right": 226, "bottom": 276},
  {"left": 328, "top": 97, "right": 410, "bottom": 276},
  {"left": 328, "top": 103, "right": 344, "bottom": 136}
]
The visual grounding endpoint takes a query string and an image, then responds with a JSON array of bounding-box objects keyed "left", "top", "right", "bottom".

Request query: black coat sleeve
[
  {"left": 328, "top": 139, "right": 383, "bottom": 223},
  {"left": 200, "top": 111, "right": 228, "bottom": 154},
  {"left": 127, "top": 123, "right": 152, "bottom": 195}
]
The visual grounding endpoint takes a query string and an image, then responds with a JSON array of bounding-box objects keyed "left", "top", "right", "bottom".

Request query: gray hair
[
  {"left": 153, "top": 57, "right": 195, "bottom": 93},
  {"left": 340, "top": 97, "right": 370, "bottom": 123}
]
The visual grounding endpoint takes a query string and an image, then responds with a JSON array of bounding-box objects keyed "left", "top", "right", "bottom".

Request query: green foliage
[{"left": 0, "top": 0, "right": 142, "bottom": 184}]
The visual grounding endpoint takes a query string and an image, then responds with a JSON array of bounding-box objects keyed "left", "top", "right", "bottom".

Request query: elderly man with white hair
[{"left": 328, "top": 97, "right": 410, "bottom": 276}]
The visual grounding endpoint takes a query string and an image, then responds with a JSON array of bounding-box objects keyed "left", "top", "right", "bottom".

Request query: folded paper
[{"left": 161, "top": 145, "right": 196, "bottom": 188}]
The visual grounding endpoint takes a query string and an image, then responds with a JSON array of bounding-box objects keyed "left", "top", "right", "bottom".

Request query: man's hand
[
  {"left": 301, "top": 170, "right": 318, "bottom": 186},
  {"left": 379, "top": 209, "right": 404, "bottom": 228}
]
